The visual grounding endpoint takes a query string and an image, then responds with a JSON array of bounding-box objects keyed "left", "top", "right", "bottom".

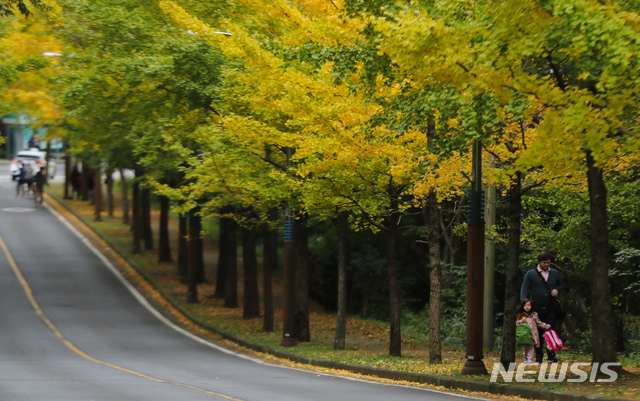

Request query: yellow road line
[{"left": 0, "top": 235, "right": 244, "bottom": 401}]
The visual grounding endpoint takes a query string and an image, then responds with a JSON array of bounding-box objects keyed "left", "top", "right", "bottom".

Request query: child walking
[{"left": 516, "top": 298, "right": 550, "bottom": 363}]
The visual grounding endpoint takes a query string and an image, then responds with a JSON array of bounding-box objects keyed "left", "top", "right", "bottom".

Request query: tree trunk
[
  {"left": 361, "top": 286, "right": 370, "bottom": 319},
  {"left": 262, "top": 217, "right": 277, "bottom": 332},
  {"left": 177, "top": 213, "right": 188, "bottom": 277},
  {"left": 388, "top": 194, "right": 402, "bottom": 357},
  {"left": 106, "top": 169, "right": 114, "bottom": 217},
  {"left": 192, "top": 210, "right": 205, "bottom": 283},
  {"left": 334, "top": 211, "right": 349, "bottom": 350},
  {"left": 118, "top": 167, "right": 130, "bottom": 225},
  {"left": 243, "top": 226, "right": 261, "bottom": 318},
  {"left": 142, "top": 187, "right": 154, "bottom": 251},
  {"left": 484, "top": 184, "right": 497, "bottom": 351},
  {"left": 93, "top": 168, "right": 102, "bottom": 222},
  {"left": 186, "top": 207, "right": 201, "bottom": 303},
  {"left": 63, "top": 152, "right": 71, "bottom": 199},
  {"left": 224, "top": 216, "right": 238, "bottom": 308},
  {"left": 158, "top": 195, "right": 173, "bottom": 263},
  {"left": 426, "top": 191, "right": 442, "bottom": 363},
  {"left": 586, "top": 151, "right": 618, "bottom": 366},
  {"left": 131, "top": 180, "right": 141, "bottom": 254},
  {"left": 294, "top": 214, "right": 310, "bottom": 342},
  {"left": 215, "top": 215, "right": 227, "bottom": 298},
  {"left": 81, "top": 165, "right": 90, "bottom": 201},
  {"left": 44, "top": 140, "right": 51, "bottom": 185},
  {"left": 441, "top": 201, "right": 463, "bottom": 267},
  {"left": 500, "top": 172, "right": 522, "bottom": 367}
]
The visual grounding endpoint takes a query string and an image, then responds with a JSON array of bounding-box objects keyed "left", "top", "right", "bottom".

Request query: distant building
[{"left": 1, "top": 113, "right": 63, "bottom": 159}]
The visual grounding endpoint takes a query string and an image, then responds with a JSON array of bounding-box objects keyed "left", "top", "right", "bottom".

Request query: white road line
[
  {"left": 43, "top": 203, "right": 483, "bottom": 400},
  {"left": 43, "top": 202, "right": 263, "bottom": 363}
]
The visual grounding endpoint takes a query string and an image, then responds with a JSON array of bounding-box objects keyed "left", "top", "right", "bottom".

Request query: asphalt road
[{"left": 0, "top": 166, "right": 478, "bottom": 401}]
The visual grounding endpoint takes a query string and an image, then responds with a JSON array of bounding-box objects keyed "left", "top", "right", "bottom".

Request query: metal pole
[{"left": 462, "top": 140, "right": 488, "bottom": 375}]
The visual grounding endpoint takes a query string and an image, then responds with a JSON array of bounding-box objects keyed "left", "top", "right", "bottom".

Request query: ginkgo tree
[
  {"left": 158, "top": 0, "right": 457, "bottom": 355},
  {"left": 47, "top": 0, "right": 232, "bottom": 284},
  {"left": 15, "top": 0, "right": 639, "bottom": 368},
  {"left": 0, "top": 16, "right": 61, "bottom": 125},
  {"left": 377, "top": 0, "right": 640, "bottom": 366},
  {"left": 1, "top": 0, "right": 51, "bottom": 17}
]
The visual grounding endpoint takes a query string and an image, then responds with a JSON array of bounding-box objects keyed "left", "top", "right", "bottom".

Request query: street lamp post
[{"left": 461, "top": 140, "right": 488, "bottom": 375}]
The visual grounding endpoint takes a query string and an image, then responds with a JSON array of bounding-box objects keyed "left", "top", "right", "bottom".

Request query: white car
[{"left": 10, "top": 150, "right": 57, "bottom": 180}]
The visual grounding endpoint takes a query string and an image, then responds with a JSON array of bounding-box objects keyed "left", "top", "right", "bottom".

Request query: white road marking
[{"left": 2, "top": 207, "right": 34, "bottom": 213}]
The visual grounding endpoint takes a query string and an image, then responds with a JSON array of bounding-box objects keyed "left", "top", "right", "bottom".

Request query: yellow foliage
[{"left": 0, "top": 18, "right": 62, "bottom": 123}]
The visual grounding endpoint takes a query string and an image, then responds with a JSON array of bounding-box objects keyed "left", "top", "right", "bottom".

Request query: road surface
[{"left": 0, "top": 167, "right": 478, "bottom": 401}]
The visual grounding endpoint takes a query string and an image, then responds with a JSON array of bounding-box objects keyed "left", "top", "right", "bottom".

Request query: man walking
[{"left": 521, "top": 251, "right": 563, "bottom": 363}]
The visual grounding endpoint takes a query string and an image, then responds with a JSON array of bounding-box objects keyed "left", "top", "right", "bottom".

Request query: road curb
[{"left": 44, "top": 191, "right": 630, "bottom": 401}]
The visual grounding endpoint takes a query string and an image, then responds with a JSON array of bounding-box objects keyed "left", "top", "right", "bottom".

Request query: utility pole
[{"left": 462, "top": 140, "right": 488, "bottom": 375}]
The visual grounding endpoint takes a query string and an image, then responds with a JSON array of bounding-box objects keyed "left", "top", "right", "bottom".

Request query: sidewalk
[{"left": 43, "top": 187, "right": 635, "bottom": 401}]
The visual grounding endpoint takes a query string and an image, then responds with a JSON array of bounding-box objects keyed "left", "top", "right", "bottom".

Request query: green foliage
[
  {"left": 402, "top": 307, "right": 468, "bottom": 348},
  {"left": 611, "top": 248, "right": 640, "bottom": 295},
  {"left": 1, "top": 0, "right": 51, "bottom": 17},
  {"left": 521, "top": 188, "right": 592, "bottom": 274},
  {"left": 6, "top": 0, "right": 640, "bottom": 361},
  {"left": 623, "top": 315, "right": 640, "bottom": 359}
]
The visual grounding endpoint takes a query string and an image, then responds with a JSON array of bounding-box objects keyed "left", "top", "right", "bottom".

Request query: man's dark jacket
[{"left": 520, "top": 268, "right": 563, "bottom": 308}]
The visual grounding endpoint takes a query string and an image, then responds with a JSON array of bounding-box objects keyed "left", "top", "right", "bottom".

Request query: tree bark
[
  {"left": 500, "top": 172, "right": 523, "bottom": 367},
  {"left": 118, "top": 167, "right": 130, "bottom": 225},
  {"left": 63, "top": 152, "right": 71, "bottom": 199},
  {"left": 106, "top": 169, "right": 114, "bottom": 217},
  {"left": 177, "top": 212, "right": 188, "bottom": 277},
  {"left": 192, "top": 210, "right": 205, "bottom": 283},
  {"left": 484, "top": 184, "right": 497, "bottom": 351},
  {"left": 334, "top": 211, "right": 349, "bottom": 350},
  {"left": 93, "top": 168, "right": 102, "bottom": 222},
  {"left": 441, "top": 199, "right": 464, "bottom": 266},
  {"left": 44, "top": 140, "right": 51, "bottom": 185},
  {"left": 294, "top": 214, "right": 310, "bottom": 342},
  {"left": 243, "top": 226, "right": 261, "bottom": 318},
  {"left": 388, "top": 194, "right": 402, "bottom": 357},
  {"left": 215, "top": 215, "right": 227, "bottom": 298},
  {"left": 158, "top": 195, "right": 173, "bottom": 263},
  {"left": 262, "top": 217, "right": 277, "bottom": 332},
  {"left": 426, "top": 191, "right": 442, "bottom": 363},
  {"left": 186, "top": 207, "right": 200, "bottom": 303},
  {"left": 131, "top": 180, "right": 141, "bottom": 254},
  {"left": 424, "top": 117, "right": 441, "bottom": 363},
  {"left": 81, "top": 165, "right": 90, "bottom": 201},
  {"left": 586, "top": 151, "right": 618, "bottom": 366},
  {"left": 224, "top": 215, "right": 238, "bottom": 308},
  {"left": 141, "top": 187, "right": 154, "bottom": 251}
]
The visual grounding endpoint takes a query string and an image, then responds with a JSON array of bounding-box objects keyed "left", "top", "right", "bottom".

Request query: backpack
[
  {"left": 516, "top": 323, "right": 533, "bottom": 346},
  {"left": 24, "top": 163, "right": 34, "bottom": 180},
  {"left": 543, "top": 329, "right": 569, "bottom": 352}
]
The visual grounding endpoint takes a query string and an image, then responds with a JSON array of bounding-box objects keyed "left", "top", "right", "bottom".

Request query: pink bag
[{"left": 544, "top": 329, "right": 568, "bottom": 351}]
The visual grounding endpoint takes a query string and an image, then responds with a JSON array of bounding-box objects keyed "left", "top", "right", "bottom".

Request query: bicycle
[{"left": 33, "top": 186, "right": 44, "bottom": 207}]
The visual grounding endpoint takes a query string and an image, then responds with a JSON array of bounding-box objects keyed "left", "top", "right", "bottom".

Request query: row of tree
[{"left": 2, "top": 0, "right": 639, "bottom": 368}]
